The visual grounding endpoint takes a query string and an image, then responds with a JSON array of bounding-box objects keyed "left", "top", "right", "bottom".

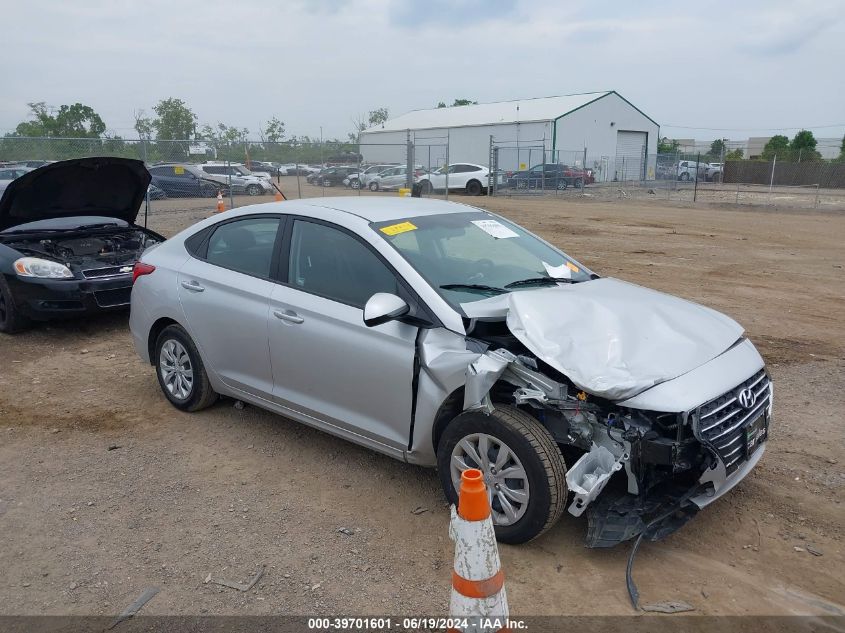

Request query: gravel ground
[{"left": 1, "top": 183, "right": 843, "bottom": 617}]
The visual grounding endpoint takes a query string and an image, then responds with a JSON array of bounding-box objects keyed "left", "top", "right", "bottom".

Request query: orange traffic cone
[
  {"left": 448, "top": 469, "right": 509, "bottom": 631},
  {"left": 274, "top": 190, "right": 284, "bottom": 202},
  {"left": 216, "top": 191, "right": 225, "bottom": 213}
]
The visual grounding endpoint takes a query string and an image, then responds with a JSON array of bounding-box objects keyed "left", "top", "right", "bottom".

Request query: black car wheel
[
  {"left": 322, "top": 178, "right": 333, "bottom": 187},
  {"left": 574, "top": 178, "right": 583, "bottom": 188},
  {"left": 350, "top": 179, "right": 360, "bottom": 190},
  {"left": 369, "top": 181, "right": 380, "bottom": 191},
  {"left": 0, "top": 275, "right": 30, "bottom": 334},
  {"left": 246, "top": 184, "right": 263, "bottom": 196},
  {"left": 437, "top": 405, "right": 567, "bottom": 544},
  {"left": 466, "top": 180, "right": 482, "bottom": 196},
  {"left": 421, "top": 180, "right": 433, "bottom": 195},
  {"left": 556, "top": 180, "right": 567, "bottom": 190},
  {"left": 155, "top": 325, "right": 218, "bottom": 412}
]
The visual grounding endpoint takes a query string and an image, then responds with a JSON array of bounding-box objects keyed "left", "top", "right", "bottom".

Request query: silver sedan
[{"left": 130, "top": 197, "right": 771, "bottom": 545}]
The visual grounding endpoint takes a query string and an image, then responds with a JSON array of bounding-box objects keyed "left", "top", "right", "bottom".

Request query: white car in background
[
  {"left": 343, "top": 164, "right": 398, "bottom": 190},
  {"left": 417, "top": 163, "right": 497, "bottom": 196},
  {"left": 0, "top": 166, "right": 34, "bottom": 196},
  {"left": 198, "top": 164, "right": 273, "bottom": 196}
]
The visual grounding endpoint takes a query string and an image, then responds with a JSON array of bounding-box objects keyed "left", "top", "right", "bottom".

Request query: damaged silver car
[{"left": 129, "top": 197, "right": 772, "bottom": 546}]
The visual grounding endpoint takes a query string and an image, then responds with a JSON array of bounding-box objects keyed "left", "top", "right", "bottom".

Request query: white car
[
  {"left": 706, "top": 163, "right": 723, "bottom": 182},
  {"left": 367, "top": 166, "right": 415, "bottom": 191},
  {"left": 417, "top": 163, "right": 497, "bottom": 196},
  {"left": 343, "top": 164, "right": 398, "bottom": 190},
  {"left": 198, "top": 164, "right": 273, "bottom": 196},
  {"left": 677, "top": 160, "right": 706, "bottom": 181}
]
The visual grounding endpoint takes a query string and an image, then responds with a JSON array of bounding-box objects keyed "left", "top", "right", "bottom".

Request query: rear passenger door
[{"left": 178, "top": 215, "right": 284, "bottom": 399}]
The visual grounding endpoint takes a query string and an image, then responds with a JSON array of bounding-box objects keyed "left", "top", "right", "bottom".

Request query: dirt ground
[{"left": 1, "top": 180, "right": 843, "bottom": 617}]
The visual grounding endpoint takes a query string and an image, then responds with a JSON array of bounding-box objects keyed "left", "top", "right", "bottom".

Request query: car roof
[{"left": 264, "top": 196, "right": 480, "bottom": 223}]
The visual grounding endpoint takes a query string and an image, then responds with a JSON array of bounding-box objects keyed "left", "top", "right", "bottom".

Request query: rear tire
[
  {"left": 369, "top": 181, "right": 379, "bottom": 191},
  {"left": 246, "top": 184, "right": 262, "bottom": 196},
  {"left": 0, "top": 275, "right": 30, "bottom": 334},
  {"left": 556, "top": 180, "right": 568, "bottom": 190},
  {"left": 466, "top": 179, "right": 482, "bottom": 196},
  {"left": 436, "top": 405, "right": 567, "bottom": 544},
  {"left": 154, "top": 325, "right": 217, "bottom": 412},
  {"left": 574, "top": 178, "right": 583, "bottom": 188}
]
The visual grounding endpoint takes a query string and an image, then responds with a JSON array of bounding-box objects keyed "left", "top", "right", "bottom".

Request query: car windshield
[
  {"left": 372, "top": 211, "right": 593, "bottom": 307},
  {"left": 233, "top": 166, "right": 252, "bottom": 176}
]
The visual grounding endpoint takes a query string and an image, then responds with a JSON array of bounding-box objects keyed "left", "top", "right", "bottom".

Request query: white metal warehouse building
[{"left": 359, "top": 91, "right": 660, "bottom": 182}]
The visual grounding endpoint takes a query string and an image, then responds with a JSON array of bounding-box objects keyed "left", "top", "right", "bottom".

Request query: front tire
[
  {"left": 0, "top": 275, "right": 29, "bottom": 334},
  {"left": 436, "top": 405, "right": 567, "bottom": 544},
  {"left": 155, "top": 325, "right": 217, "bottom": 412},
  {"left": 421, "top": 180, "right": 433, "bottom": 195}
]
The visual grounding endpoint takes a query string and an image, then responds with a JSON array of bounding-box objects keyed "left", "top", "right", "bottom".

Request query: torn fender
[{"left": 463, "top": 278, "right": 744, "bottom": 401}]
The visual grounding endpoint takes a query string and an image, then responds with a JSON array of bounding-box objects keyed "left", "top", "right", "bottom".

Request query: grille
[
  {"left": 694, "top": 369, "right": 772, "bottom": 474},
  {"left": 82, "top": 265, "right": 133, "bottom": 279},
  {"left": 93, "top": 287, "right": 132, "bottom": 308}
]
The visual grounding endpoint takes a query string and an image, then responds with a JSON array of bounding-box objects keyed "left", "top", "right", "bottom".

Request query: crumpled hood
[
  {"left": 462, "top": 278, "right": 744, "bottom": 401},
  {"left": 0, "top": 157, "right": 151, "bottom": 232}
]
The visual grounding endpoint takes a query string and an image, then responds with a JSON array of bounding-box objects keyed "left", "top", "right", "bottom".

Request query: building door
[{"left": 615, "top": 131, "right": 647, "bottom": 181}]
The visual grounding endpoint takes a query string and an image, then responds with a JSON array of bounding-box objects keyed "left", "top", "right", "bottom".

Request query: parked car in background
[
  {"left": 311, "top": 166, "right": 358, "bottom": 187},
  {"left": 366, "top": 165, "right": 420, "bottom": 191},
  {"left": 147, "top": 183, "right": 167, "bottom": 200},
  {"left": 0, "top": 157, "right": 164, "bottom": 333},
  {"left": 343, "top": 164, "right": 398, "bottom": 190},
  {"left": 706, "top": 163, "right": 723, "bottom": 182},
  {"left": 677, "top": 160, "right": 705, "bottom": 181},
  {"left": 246, "top": 161, "right": 279, "bottom": 177},
  {"left": 130, "top": 196, "right": 772, "bottom": 546},
  {"left": 198, "top": 164, "right": 273, "bottom": 196},
  {"left": 8, "top": 160, "right": 54, "bottom": 169},
  {"left": 148, "top": 164, "right": 227, "bottom": 198},
  {"left": 0, "top": 166, "right": 34, "bottom": 196},
  {"left": 417, "top": 163, "right": 500, "bottom": 196},
  {"left": 507, "top": 163, "right": 592, "bottom": 190}
]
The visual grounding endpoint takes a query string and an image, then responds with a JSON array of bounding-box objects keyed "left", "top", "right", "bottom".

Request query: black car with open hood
[{"left": 0, "top": 157, "right": 165, "bottom": 333}]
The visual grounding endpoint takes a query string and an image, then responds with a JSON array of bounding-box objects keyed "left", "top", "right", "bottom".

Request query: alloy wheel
[
  {"left": 159, "top": 339, "right": 194, "bottom": 401},
  {"left": 450, "top": 433, "right": 530, "bottom": 525}
]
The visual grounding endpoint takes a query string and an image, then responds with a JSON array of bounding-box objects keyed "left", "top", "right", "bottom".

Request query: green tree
[
  {"left": 707, "top": 139, "right": 726, "bottom": 160},
  {"left": 725, "top": 148, "right": 744, "bottom": 161},
  {"left": 437, "top": 99, "right": 478, "bottom": 108},
  {"left": 368, "top": 107, "right": 389, "bottom": 127},
  {"left": 789, "top": 129, "right": 821, "bottom": 161},
  {"left": 761, "top": 135, "right": 789, "bottom": 160},
  {"left": 152, "top": 98, "right": 197, "bottom": 141},
  {"left": 658, "top": 137, "right": 680, "bottom": 154},
  {"left": 838, "top": 134, "right": 845, "bottom": 161},
  {"left": 14, "top": 102, "right": 105, "bottom": 138},
  {"left": 133, "top": 110, "right": 154, "bottom": 141},
  {"left": 261, "top": 117, "right": 285, "bottom": 144}
]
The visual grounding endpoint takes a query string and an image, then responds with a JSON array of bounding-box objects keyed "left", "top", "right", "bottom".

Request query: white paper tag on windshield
[
  {"left": 542, "top": 261, "right": 572, "bottom": 279},
  {"left": 471, "top": 219, "right": 519, "bottom": 239}
]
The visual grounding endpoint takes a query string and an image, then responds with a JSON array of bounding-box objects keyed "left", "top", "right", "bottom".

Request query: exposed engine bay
[{"left": 2, "top": 228, "right": 162, "bottom": 274}]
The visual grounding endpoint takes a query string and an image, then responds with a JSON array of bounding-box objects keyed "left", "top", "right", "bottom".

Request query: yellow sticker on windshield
[
  {"left": 380, "top": 221, "right": 417, "bottom": 236},
  {"left": 173, "top": 166, "right": 185, "bottom": 175},
  {"left": 566, "top": 261, "right": 580, "bottom": 273}
]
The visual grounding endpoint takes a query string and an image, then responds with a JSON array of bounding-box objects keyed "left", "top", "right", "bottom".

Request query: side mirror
[{"left": 363, "top": 293, "right": 409, "bottom": 327}]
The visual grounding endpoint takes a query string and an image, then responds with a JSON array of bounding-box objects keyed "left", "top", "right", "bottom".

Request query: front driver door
[{"left": 268, "top": 218, "right": 418, "bottom": 453}]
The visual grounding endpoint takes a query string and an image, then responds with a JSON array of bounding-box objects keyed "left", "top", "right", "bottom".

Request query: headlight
[{"left": 14, "top": 257, "right": 74, "bottom": 279}]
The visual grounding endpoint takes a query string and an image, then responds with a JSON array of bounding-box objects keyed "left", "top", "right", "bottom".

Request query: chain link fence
[{"left": 2, "top": 135, "right": 843, "bottom": 214}]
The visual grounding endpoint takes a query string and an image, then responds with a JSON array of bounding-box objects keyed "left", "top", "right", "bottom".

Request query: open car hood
[
  {"left": 0, "top": 157, "right": 151, "bottom": 232},
  {"left": 462, "top": 278, "right": 744, "bottom": 401}
]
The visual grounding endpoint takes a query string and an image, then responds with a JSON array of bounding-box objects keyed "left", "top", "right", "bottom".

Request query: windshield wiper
[
  {"left": 439, "top": 283, "right": 508, "bottom": 295},
  {"left": 505, "top": 277, "right": 574, "bottom": 288}
]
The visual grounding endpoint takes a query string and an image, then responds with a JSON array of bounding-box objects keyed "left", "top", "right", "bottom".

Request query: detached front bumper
[{"left": 8, "top": 273, "right": 134, "bottom": 320}]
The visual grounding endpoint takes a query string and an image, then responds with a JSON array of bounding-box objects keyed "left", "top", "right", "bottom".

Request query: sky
[{"left": 2, "top": 0, "right": 843, "bottom": 146}]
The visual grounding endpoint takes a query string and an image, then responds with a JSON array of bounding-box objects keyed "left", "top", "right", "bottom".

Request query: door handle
[
  {"left": 181, "top": 280, "right": 205, "bottom": 292},
  {"left": 273, "top": 309, "right": 304, "bottom": 324}
]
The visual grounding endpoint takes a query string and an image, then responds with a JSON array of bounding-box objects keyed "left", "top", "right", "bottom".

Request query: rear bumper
[{"left": 7, "top": 273, "right": 133, "bottom": 320}]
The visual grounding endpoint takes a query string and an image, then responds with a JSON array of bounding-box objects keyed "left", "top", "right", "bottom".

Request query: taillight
[{"left": 132, "top": 262, "right": 156, "bottom": 284}]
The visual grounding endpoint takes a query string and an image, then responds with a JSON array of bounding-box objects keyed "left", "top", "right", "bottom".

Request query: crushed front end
[{"left": 464, "top": 340, "right": 773, "bottom": 548}]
